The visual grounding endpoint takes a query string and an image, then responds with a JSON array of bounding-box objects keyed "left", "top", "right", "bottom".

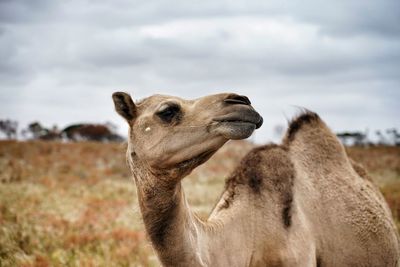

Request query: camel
[{"left": 112, "top": 91, "right": 399, "bottom": 267}]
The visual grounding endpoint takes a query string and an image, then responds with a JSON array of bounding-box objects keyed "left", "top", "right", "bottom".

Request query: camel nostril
[{"left": 224, "top": 94, "right": 251, "bottom": 106}]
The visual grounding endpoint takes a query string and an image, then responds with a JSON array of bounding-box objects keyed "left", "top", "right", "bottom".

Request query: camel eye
[{"left": 156, "top": 104, "right": 181, "bottom": 123}]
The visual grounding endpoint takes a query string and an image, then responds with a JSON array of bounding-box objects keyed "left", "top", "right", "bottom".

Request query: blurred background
[
  {"left": 0, "top": 1, "right": 399, "bottom": 266},
  {"left": 0, "top": 0, "right": 399, "bottom": 143}
]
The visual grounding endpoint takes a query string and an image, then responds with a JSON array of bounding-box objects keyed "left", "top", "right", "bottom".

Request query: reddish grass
[{"left": 0, "top": 140, "right": 399, "bottom": 266}]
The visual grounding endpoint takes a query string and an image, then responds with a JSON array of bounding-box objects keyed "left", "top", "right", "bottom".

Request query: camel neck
[{"left": 134, "top": 167, "right": 202, "bottom": 266}]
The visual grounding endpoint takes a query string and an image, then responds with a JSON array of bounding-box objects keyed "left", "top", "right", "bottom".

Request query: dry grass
[{"left": 0, "top": 140, "right": 398, "bottom": 266}]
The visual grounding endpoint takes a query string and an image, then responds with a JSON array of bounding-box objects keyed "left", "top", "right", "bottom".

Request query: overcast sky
[{"left": 0, "top": 0, "right": 399, "bottom": 142}]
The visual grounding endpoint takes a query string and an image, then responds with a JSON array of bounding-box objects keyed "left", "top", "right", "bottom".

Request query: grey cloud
[
  {"left": 2, "top": 0, "right": 399, "bottom": 37},
  {"left": 0, "top": 0, "right": 55, "bottom": 24},
  {"left": 302, "top": 1, "right": 400, "bottom": 38},
  {"left": 0, "top": 0, "right": 399, "bottom": 143}
]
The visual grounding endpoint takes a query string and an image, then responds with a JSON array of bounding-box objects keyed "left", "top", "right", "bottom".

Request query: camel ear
[{"left": 112, "top": 92, "right": 137, "bottom": 122}]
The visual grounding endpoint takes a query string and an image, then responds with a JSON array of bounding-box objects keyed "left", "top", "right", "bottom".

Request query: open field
[{"left": 0, "top": 140, "right": 399, "bottom": 266}]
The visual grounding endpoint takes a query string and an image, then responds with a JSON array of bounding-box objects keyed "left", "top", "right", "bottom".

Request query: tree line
[
  {"left": 336, "top": 129, "right": 400, "bottom": 146},
  {"left": 0, "top": 119, "right": 124, "bottom": 142},
  {"left": 1, "top": 118, "right": 399, "bottom": 146}
]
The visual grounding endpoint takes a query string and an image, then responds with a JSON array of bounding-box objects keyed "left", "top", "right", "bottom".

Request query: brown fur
[
  {"left": 220, "top": 144, "right": 295, "bottom": 228},
  {"left": 139, "top": 182, "right": 180, "bottom": 247},
  {"left": 316, "top": 256, "right": 322, "bottom": 267}
]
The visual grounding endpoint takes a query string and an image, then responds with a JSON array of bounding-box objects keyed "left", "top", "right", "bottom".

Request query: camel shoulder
[
  {"left": 226, "top": 144, "right": 294, "bottom": 193},
  {"left": 222, "top": 144, "right": 295, "bottom": 227}
]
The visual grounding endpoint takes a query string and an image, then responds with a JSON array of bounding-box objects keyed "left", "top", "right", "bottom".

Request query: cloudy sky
[{"left": 0, "top": 0, "right": 399, "bottom": 142}]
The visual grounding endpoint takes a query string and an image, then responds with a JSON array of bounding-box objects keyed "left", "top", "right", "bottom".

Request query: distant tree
[
  {"left": 61, "top": 123, "right": 124, "bottom": 142},
  {"left": 386, "top": 128, "right": 400, "bottom": 146},
  {"left": 26, "top": 122, "right": 49, "bottom": 139},
  {"left": 0, "top": 119, "right": 18, "bottom": 139},
  {"left": 21, "top": 122, "right": 61, "bottom": 140},
  {"left": 337, "top": 131, "right": 367, "bottom": 146},
  {"left": 353, "top": 132, "right": 367, "bottom": 146},
  {"left": 375, "top": 130, "right": 387, "bottom": 145},
  {"left": 39, "top": 125, "right": 61, "bottom": 141}
]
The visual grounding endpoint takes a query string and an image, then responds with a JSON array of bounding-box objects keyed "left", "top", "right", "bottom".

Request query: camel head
[{"left": 112, "top": 92, "right": 263, "bottom": 176}]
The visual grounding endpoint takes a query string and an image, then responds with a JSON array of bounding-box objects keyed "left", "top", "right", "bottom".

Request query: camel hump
[
  {"left": 284, "top": 111, "right": 321, "bottom": 143},
  {"left": 283, "top": 111, "right": 349, "bottom": 167}
]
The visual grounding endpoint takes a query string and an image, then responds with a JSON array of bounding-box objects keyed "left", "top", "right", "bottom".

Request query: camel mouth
[
  {"left": 212, "top": 110, "right": 263, "bottom": 140},
  {"left": 213, "top": 111, "right": 263, "bottom": 129}
]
